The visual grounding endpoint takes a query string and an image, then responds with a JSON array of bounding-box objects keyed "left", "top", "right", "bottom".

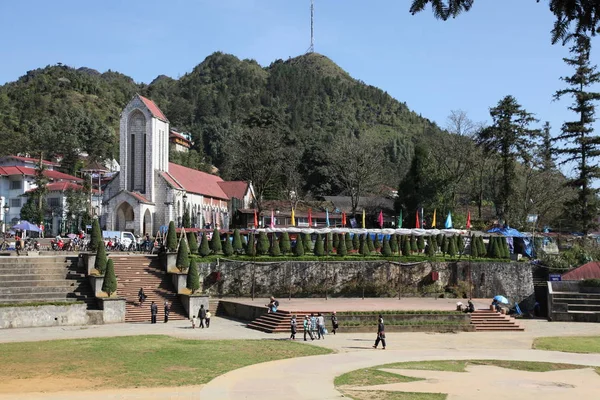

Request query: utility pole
[{"left": 307, "top": 0, "right": 315, "bottom": 53}]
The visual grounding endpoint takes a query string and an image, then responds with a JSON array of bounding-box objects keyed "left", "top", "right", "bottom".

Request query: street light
[{"left": 3, "top": 204, "right": 9, "bottom": 234}]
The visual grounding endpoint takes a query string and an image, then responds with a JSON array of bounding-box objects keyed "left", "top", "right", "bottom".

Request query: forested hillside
[{"left": 0, "top": 52, "right": 571, "bottom": 229}]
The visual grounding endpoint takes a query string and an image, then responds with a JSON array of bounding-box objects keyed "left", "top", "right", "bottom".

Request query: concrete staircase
[
  {"left": 110, "top": 255, "right": 187, "bottom": 323},
  {"left": 550, "top": 292, "right": 600, "bottom": 322},
  {"left": 0, "top": 256, "right": 96, "bottom": 308},
  {"left": 469, "top": 310, "right": 524, "bottom": 331},
  {"left": 247, "top": 310, "right": 297, "bottom": 333},
  {"left": 208, "top": 299, "right": 223, "bottom": 316}
]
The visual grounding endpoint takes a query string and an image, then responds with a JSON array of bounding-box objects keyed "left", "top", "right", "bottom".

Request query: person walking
[
  {"left": 150, "top": 301, "right": 157, "bottom": 324},
  {"left": 310, "top": 313, "right": 317, "bottom": 340},
  {"left": 198, "top": 304, "right": 207, "bottom": 328},
  {"left": 164, "top": 301, "right": 170, "bottom": 323},
  {"left": 205, "top": 309, "right": 211, "bottom": 328},
  {"left": 138, "top": 288, "right": 147, "bottom": 306},
  {"left": 290, "top": 315, "right": 297, "bottom": 340},
  {"left": 316, "top": 313, "right": 325, "bottom": 340},
  {"left": 303, "top": 315, "right": 313, "bottom": 341},
  {"left": 331, "top": 311, "right": 338, "bottom": 335},
  {"left": 373, "top": 314, "right": 386, "bottom": 350}
]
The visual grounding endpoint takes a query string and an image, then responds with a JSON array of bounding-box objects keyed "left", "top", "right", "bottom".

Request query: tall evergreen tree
[
  {"left": 352, "top": 233, "right": 360, "bottom": 251},
  {"left": 186, "top": 260, "right": 201, "bottom": 294},
  {"left": 554, "top": 35, "right": 600, "bottom": 234},
  {"left": 337, "top": 233, "right": 347, "bottom": 256},
  {"left": 478, "top": 95, "right": 539, "bottom": 223},
  {"left": 102, "top": 259, "right": 118, "bottom": 297},
  {"left": 395, "top": 145, "right": 432, "bottom": 226},
  {"left": 176, "top": 236, "right": 190, "bottom": 271},
  {"left": 210, "top": 228, "right": 222, "bottom": 254},
  {"left": 402, "top": 235, "right": 411, "bottom": 256},
  {"left": 257, "top": 232, "right": 269, "bottom": 255},
  {"left": 246, "top": 233, "right": 256, "bottom": 256},
  {"left": 232, "top": 229, "right": 243, "bottom": 254},
  {"left": 166, "top": 221, "right": 177, "bottom": 252},
  {"left": 382, "top": 237, "right": 392, "bottom": 257},
  {"left": 269, "top": 234, "right": 281, "bottom": 256},
  {"left": 280, "top": 232, "right": 291, "bottom": 254},
  {"left": 314, "top": 233, "right": 325, "bottom": 256},
  {"left": 94, "top": 244, "right": 107, "bottom": 275},
  {"left": 390, "top": 234, "right": 399, "bottom": 253},
  {"left": 187, "top": 231, "right": 198, "bottom": 254},
  {"left": 223, "top": 234, "right": 234, "bottom": 256},
  {"left": 345, "top": 233, "right": 353, "bottom": 252},
  {"left": 199, "top": 233, "right": 210, "bottom": 257}
]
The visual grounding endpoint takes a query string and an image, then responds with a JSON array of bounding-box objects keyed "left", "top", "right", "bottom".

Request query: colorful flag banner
[
  {"left": 415, "top": 209, "right": 421, "bottom": 229},
  {"left": 378, "top": 210, "right": 384, "bottom": 228},
  {"left": 362, "top": 209, "right": 366, "bottom": 228},
  {"left": 397, "top": 209, "right": 402, "bottom": 228},
  {"left": 254, "top": 209, "right": 258, "bottom": 228},
  {"left": 270, "top": 210, "right": 275, "bottom": 228},
  {"left": 432, "top": 209, "right": 437, "bottom": 228},
  {"left": 342, "top": 212, "right": 347, "bottom": 227},
  {"left": 466, "top": 210, "right": 471, "bottom": 230},
  {"left": 308, "top": 208, "right": 313, "bottom": 227},
  {"left": 291, "top": 208, "right": 295, "bottom": 226},
  {"left": 325, "top": 209, "right": 330, "bottom": 227},
  {"left": 444, "top": 212, "right": 453, "bottom": 229}
]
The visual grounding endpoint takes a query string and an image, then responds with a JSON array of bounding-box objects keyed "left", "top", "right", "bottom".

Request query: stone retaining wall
[{"left": 0, "top": 303, "right": 91, "bottom": 329}]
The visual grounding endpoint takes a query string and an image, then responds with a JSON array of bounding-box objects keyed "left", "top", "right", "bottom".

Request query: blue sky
[{"left": 1, "top": 0, "right": 597, "bottom": 156}]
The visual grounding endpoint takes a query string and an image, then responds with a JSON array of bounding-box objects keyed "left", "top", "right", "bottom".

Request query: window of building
[
  {"left": 10, "top": 180, "right": 22, "bottom": 190},
  {"left": 48, "top": 198, "right": 60, "bottom": 208},
  {"left": 10, "top": 198, "right": 21, "bottom": 208}
]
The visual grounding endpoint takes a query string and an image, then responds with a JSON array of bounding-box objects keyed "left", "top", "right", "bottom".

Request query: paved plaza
[{"left": 1, "top": 304, "right": 600, "bottom": 399}]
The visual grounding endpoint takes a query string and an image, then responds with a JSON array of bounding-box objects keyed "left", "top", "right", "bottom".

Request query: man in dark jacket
[
  {"left": 150, "top": 301, "right": 158, "bottom": 324},
  {"left": 164, "top": 301, "right": 170, "bottom": 323},
  {"left": 373, "top": 314, "right": 386, "bottom": 349},
  {"left": 198, "top": 304, "right": 207, "bottom": 328}
]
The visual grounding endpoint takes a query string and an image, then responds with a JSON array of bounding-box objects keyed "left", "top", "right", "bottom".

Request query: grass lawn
[
  {"left": 533, "top": 336, "right": 600, "bottom": 354},
  {"left": 335, "top": 359, "right": 591, "bottom": 400},
  {"left": 0, "top": 336, "right": 332, "bottom": 392}
]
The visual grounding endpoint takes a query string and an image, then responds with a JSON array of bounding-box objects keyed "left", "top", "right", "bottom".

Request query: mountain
[{"left": 0, "top": 52, "right": 443, "bottom": 192}]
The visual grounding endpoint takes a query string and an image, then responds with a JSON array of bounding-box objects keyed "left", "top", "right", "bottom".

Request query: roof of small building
[
  {"left": 169, "top": 130, "right": 192, "bottom": 144},
  {"left": 0, "top": 156, "right": 59, "bottom": 166},
  {"left": 138, "top": 95, "right": 169, "bottom": 122},
  {"left": 218, "top": 181, "right": 248, "bottom": 200},
  {"left": 167, "top": 163, "right": 229, "bottom": 200},
  {"left": 562, "top": 262, "right": 600, "bottom": 280},
  {"left": 0, "top": 166, "right": 82, "bottom": 182},
  {"left": 44, "top": 182, "right": 99, "bottom": 193}
]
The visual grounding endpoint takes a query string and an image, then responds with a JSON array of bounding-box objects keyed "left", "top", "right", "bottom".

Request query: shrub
[
  {"left": 294, "top": 237, "right": 305, "bottom": 256},
  {"left": 333, "top": 233, "right": 339, "bottom": 249},
  {"left": 94, "top": 244, "right": 107, "bottom": 275},
  {"left": 186, "top": 260, "right": 200, "bottom": 294},
  {"left": 210, "top": 229, "right": 222, "bottom": 254},
  {"left": 280, "top": 232, "right": 291, "bottom": 254},
  {"left": 491, "top": 237, "right": 501, "bottom": 259},
  {"left": 182, "top": 208, "right": 191, "bottom": 228},
  {"left": 447, "top": 235, "right": 457, "bottom": 258},
  {"left": 326, "top": 233, "right": 333, "bottom": 255},
  {"left": 187, "top": 232, "right": 198, "bottom": 254},
  {"left": 367, "top": 234, "right": 374, "bottom": 252},
  {"left": 441, "top": 235, "right": 448, "bottom": 255},
  {"left": 246, "top": 233, "right": 256, "bottom": 256},
  {"left": 303, "top": 233, "right": 312, "bottom": 252},
  {"left": 390, "top": 234, "right": 399, "bottom": 253},
  {"left": 90, "top": 218, "right": 102, "bottom": 252},
  {"left": 425, "top": 236, "right": 435, "bottom": 257},
  {"left": 176, "top": 236, "right": 190, "bottom": 271},
  {"left": 232, "top": 229, "right": 243, "bottom": 253},
  {"left": 102, "top": 259, "right": 118, "bottom": 297},
  {"left": 352, "top": 233, "right": 360, "bottom": 251},
  {"left": 470, "top": 235, "right": 479, "bottom": 258},
  {"left": 477, "top": 236, "right": 486, "bottom": 257},
  {"left": 417, "top": 235, "right": 425, "bottom": 252},
  {"left": 382, "top": 237, "right": 392, "bottom": 256},
  {"left": 457, "top": 235, "right": 465, "bottom": 253},
  {"left": 402, "top": 236, "right": 411, "bottom": 256},
  {"left": 431, "top": 235, "right": 438, "bottom": 253},
  {"left": 359, "top": 235, "right": 368, "bottom": 256},
  {"left": 269, "top": 234, "right": 281, "bottom": 256},
  {"left": 374, "top": 234, "right": 382, "bottom": 250},
  {"left": 436, "top": 234, "right": 443, "bottom": 247},
  {"left": 314, "top": 233, "right": 324, "bottom": 256},
  {"left": 345, "top": 233, "right": 353, "bottom": 251},
  {"left": 199, "top": 233, "right": 210, "bottom": 257},
  {"left": 223, "top": 234, "right": 234, "bottom": 256},
  {"left": 337, "top": 233, "right": 347, "bottom": 256},
  {"left": 166, "top": 221, "right": 177, "bottom": 252},
  {"left": 582, "top": 279, "right": 600, "bottom": 287},
  {"left": 502, "top": 237, "right": 510, "bottom": 259},
  {"left": 256, "top": 232, "right": 269, "bottom": 255}
]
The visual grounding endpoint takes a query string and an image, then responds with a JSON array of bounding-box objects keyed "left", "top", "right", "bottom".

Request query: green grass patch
[
  {"left": 0, "top": 336, "right": 332, "bottom": 391},
  {"left": 533, "top": 336, "right": 600, "bottom": 354},
  {"left": 335, "top": 368, "right": 422, "bottom": 387},
  {"left": 0, "top": 301, "right": 84, "bottom": 308},
  {"left": 338, "top": 310, "right": 460, "bottom": 316},
  {"left": 343, "top": 390, "right": 446, "bottom": 400}
]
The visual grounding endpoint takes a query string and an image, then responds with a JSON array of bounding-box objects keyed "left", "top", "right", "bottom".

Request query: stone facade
[{"left": 0, "top": 304, "right": 90, "bottom": 329}]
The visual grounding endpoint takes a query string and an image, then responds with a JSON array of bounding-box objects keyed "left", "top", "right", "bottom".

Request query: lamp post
[
  {"left": 3, "top": 205, "right": 9, "bottom": 234},
  {"left": 182, "top": 193, "right": 188, "bottom": 228}
]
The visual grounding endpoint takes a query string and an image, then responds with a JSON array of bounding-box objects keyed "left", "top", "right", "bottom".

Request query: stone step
[
  {"left": 568, "top": 304, "right": 600, "bottom": 311},
  {"left": 0, "top": 279, "right": 87, "bottom": 288},
  {"left": 0, "top": 272, "right": 85, "bottom": 281},
  {"left": 0, "top": 285, "right": 90, "bottom": 295},
  {"left": 0, "top": 292, "right": 90, "bottom": 301},
  {"left": 553, "top": 292, "right": 600, "bottom": 298},
  {"left": 554, "top": 298, "right": 600, "bottom": 305}
]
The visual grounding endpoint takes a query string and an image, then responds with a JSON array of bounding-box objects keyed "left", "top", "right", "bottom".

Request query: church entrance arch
[
  {"left": 143, "top": 209, "right": 152, "bottom": 235},
  {"left": 115, "top": 202, "right": 135, "bottom": 232}
]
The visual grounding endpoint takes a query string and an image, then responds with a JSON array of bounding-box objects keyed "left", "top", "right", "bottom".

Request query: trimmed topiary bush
[
  {"left": 501, "top": 237, "right": 510, "bottom": 258},
  {"left": 441, "top": 235, "right": 448, "bottom": 255},
  {"left": 232, "top": 229, "right": 243, "bottom": 254},
  {"left": 337, "top": 233, "right": 347, "bottom": 256},
  {"left": 417, "top": 235, "right": 425, "bottom": 252},
  {"left": 246, "top": 233, "right": 256, "bottom": 256},
  {"left": 367, "top": 234, "right": 374, "bottom": 253},
  {"left": 102, "top": 259, "right": 118, "bottom": 297},
  {"left": 390, "top": 234, "right": 399, "bottom": 253},
  {"left": 382, "top": 237, "right": 392, "bottom": 256},
  {"left": 90, "top": 218, "right": 102, "bottom": 252},
  {"left": 352, "top": 233, "right": 360, "bottom": 251},
  {"left": 491, "top": 237, "right": 501, "bottom": 259},
  {"left": 223, "top": 234, "right": 234, "bottom": 256},
  {"left": 457, "top": 235, "right": 465, "bottom": 254},
  {"left": 256, "top": 232, "right": 269, "bottom": 255},
  {"left": 186, "top": 260, "right": 200, "bottom": 294},
  {"left": 199, "top": 233, "right": 211, "bottom": 257},
  {"left": 359, "top": 235, "right": 368, "bottom": 256},
  {"left": 303, "top": 233, "right": 312, "bottom": 252},
  {"left": 210, "top": 229, "right": 222, "bottom": 254},
  {"left": 425, "top": 236, "right": 435, "bottom": 257},
  {"left": 314, "top": 233, "right": 324, "bottom": 256},
  {"left": 166, "top": 221, "right": 177, "bottom": 252},
  {"left": 447, "top": 235, "right": 457, "bottom": 258},
  {"left": 477, "top": 236, "right": 486, "bottom": 257},
  {"left": 294, "top": 237, "right": 305, "bottom": 256},
  {"left": 374, "top": 234, "right": 382, "bottom": 251},
  {"left": 410, "top": 235, "right": 418, "bottom": 253},
  {"left": 280, "top": 232, "right": 291, "bottom": 254},
  {"left": 333, "top": 233, "right": 339, "bottom": 249},
  {"left": 187, "top": 232, "right": 198, "bottom": 254},
  {"left": 470, "top": 235, "right": 479, "bottom": 258},
  {"left": 402, "top": 236, "right": 411, "bottom": 256},
  {"left": 345, "top": 233, "right": 353, "bottom": 252},
  {"left": 326, "top": 233, "right": 334, "bottom": 255},
  {"left": 176, "top": 236, "right": 190, "bottom": 271},
  {"left": 94, "top": 244, "right": 107, "bottom": 275},
  {"left": 270, "top": 234, "right": 281, "bottom": 256},
  {"left": 431, "top": 235, "right": 439, "bottom": 253}
]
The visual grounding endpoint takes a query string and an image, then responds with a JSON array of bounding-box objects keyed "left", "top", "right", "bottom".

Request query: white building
[{"left": 102, "top": 94, "right": 252, "bottom": 235}]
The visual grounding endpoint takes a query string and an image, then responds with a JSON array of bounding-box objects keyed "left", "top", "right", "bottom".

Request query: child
[
  {"left": 331, "top": 311, "right": 338, "bottom": 335},
  {"left": 290, "top": 315, "right": 297, "bottom": 340},
  {"left": 191, "top": 315, "right": 197, "bottom": 329},
  {"left": 205, "top": 309, "right": 211, "bottom": 328}
]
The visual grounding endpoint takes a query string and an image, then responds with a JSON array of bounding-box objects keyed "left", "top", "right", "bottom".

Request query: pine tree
[
  {"left": 326, "top": 233, "right": 334, "bottom": 255},
  {"left": 269, "top": 234, "right": 281, "bottom": 256},
  {"left": 314, "top": 233, "right": 324, "bottom": 256},
  {"left": 457, "top": 235, "right": 465, "bottom": 254},
  {"left": 176, "top": 236, "right": 190, "bottom": 271},
  {"left": 199, "top": 233, "right": 211, "bottom": 257},
  {"left": 470, "top": 235, "right": 479, "bottom": 258},
  {"left": 425, "top": 236, "right": 435, "bottom": 257},
  {"left": 441, "top": 235, "right": 448, "bottom": 255},
  {"left": 555, "top": 35, "right": 600, "bottom": 234},
  {"left": 333, "top": 233, "right": 339, "bottom": 249},
  {"left": 410, "top": 235, "right": 418, "bottom": 253},
  {"left": 374, "top": 234, "right": 382, "bottom": 251},
  {"left": 487, "top": 236, "right": 495, "bottom": 256},
  {"left": 359, "top": 235, "right": 368, "bottom": 256},
  {"left": 431, "top": 235, "right": 439, "bottom": 253},
  {"left": 280, "top": 232, "right": 291, "bottom": 254},
  {"left": 502, "top": 237, "right": 510, "bottom": 258},
  {"left": 246, "top": 233, "right": 256, "bottom": 256},
  {"left": 90, "top": 218, "right": 102, "bottom": 252},
  {"left": 186, "top": 260, "right": 200, "bottom": 294},
  {"left": 256, "top": 232, "right": 268, "bottom": 255},
  {"left": 436, "top": 234, "right": 443, "bottom": 248},
  {"left": 232, "top": 229, "right": 243, "bottom": 254},
  {"left": 352, "top": 233, "right": 360, "bottom": 251},
  {"left": 187, "top": 232, "right": 198, "bottom": 254},
  {"left": 210, "top": 228, "right": 222, "bottom": 254},
  {"left": 417, "top": 235, "right": 425, "bottom": 252},
  {"left": 223, "top": 234, "right": 234, "bottom": 256},
  {"left": 102, "top": 259, "right": 118, "bottom": 297},
  {"left": 477, "top": 236, "right": 487, "bottom": 257},
  {"left": 337, "top": 233, "right": 347, "bottom": 256},
  {"left": 367, "top": 234, "right": 374, "bottom": 253},
  {"left": 303, "top": 233, "right": 312, "bottom": 252},
  {"left": 390, "top": 234, "right": 399, "bottom": 253},
  {"left": 182, "top": 208, "right": 191, "bottom": 228},
  {"left": 94, "top": 244, "right": 107, "bottom": 275},
  {"left": 382, "top": 237, "right": 392, "bottom": 257},
  {"left": 294, "top": 237, "right": 305, "bottom": 256},
  {"left": 166, "top": 221, "right": 177, "bottom": 252},
  {"left": 345, "top": 233, "right": 353, "bottom": 252},
  {"left": 448, "top": 235, "right": 457, "bottom": 258},
  {"left": 491, "top": 237, "right": 501, "bottom": 259},
  {"left": 402, "top": 236, "right": 411, "bottom": 256}
]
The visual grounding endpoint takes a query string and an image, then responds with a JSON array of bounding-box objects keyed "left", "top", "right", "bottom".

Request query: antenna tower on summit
[{"left": 307, "top": 0, "right": 314, "bottom": 53}]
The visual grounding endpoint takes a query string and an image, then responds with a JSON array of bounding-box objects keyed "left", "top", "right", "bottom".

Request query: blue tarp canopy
[
  {"left": 487, "top": 226, "right": 526, "bottom": 237},
  {"left": 487, "top": 226, "right": 532, "bottom": 257}
]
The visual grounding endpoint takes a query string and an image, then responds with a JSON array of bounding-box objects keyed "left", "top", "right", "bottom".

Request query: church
[{"left": 102, "top": 95, "right": 253, "bottom": 235}]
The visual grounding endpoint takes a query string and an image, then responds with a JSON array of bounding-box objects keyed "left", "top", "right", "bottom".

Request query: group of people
[
  {"left": 192, "top": 304, "right": 211, "bottom": 328},
  {"left": 290, "top": 312, "right": 336, "bottom": 341},
  {"left": 139, "top": 288, "right": 172, "bottom": 323}
]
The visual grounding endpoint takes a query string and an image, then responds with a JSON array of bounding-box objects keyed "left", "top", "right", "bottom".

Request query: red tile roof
[
  {"left": 167, "top": 163, "right": 228, "bottom": 200},
  {"left": 169, "top": 131, "right": 192, "bottom": 144},
  {"left": 138, "top": 95, "right": 168, "bottom": 122},
  {"left": 562, "top": 262, "right": 600, "bottom": 280},
  {"left": 1, "top": 156, "right": 59, "bottom": 166},
  {"left": 44, "top": 182, "right": 99, "bottom": 193},
  {"left": 0, "top": 166, "right": 82, "bottom": 182},
  {"left": 129, "top": 191, "right": 153, "bottom": 204},
  {"left": 218, "top": 181, "right": 248, "bottom": 200},
  {"left": 160, "top": 171, "right": 185, "bottom": 190}
]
